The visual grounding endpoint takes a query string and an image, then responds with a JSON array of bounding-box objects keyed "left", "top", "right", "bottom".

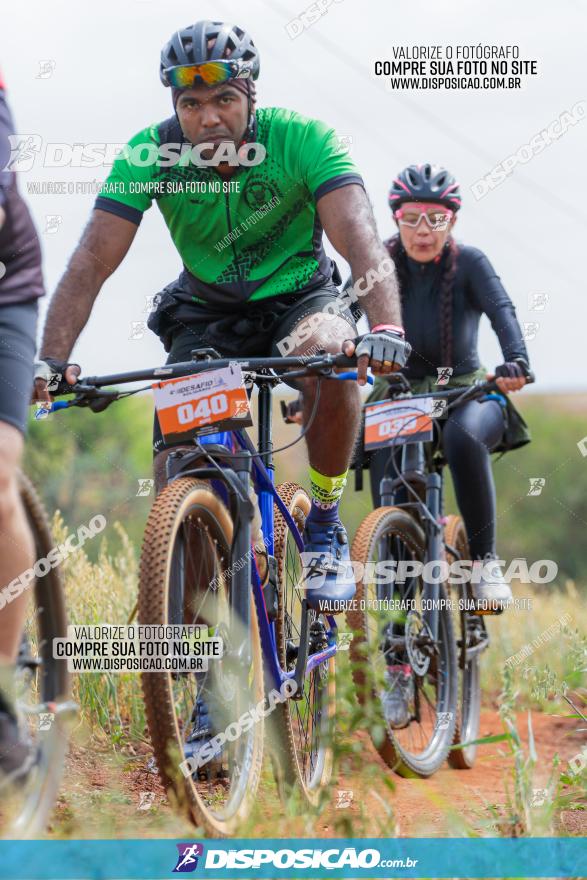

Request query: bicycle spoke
[
  {"left": 162, "top": 501, "right": 258, "bottom": 820},
  {"left": 354, "top": 510, "right": 456, "bottom": 773},
  {"left": 273, "top": 485, "right": 333, "bottom": 800}
]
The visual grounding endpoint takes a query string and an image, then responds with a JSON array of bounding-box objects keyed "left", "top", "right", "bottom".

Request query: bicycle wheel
[
  {"left": 1, "top": 473, "right": 72, "bottom": 838},
  {"left": 444, "top": 514, "right": 481, "bottom": 770},
  {"left": 269, "top": 482, "right": 334, "bottom": 806},
  {"left": 139, "top": 477, "right": 264, "bottom": 836},
  {"left": 347, "top": 506, "right": 458, "bottom": 778}
]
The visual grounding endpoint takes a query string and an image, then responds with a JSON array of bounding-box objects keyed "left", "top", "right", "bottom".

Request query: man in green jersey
[{"left": 35, "top": 20, "right": 409, "bottom": 612}]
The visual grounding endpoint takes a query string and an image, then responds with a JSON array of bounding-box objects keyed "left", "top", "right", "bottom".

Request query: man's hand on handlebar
[
  {"left": 32, "top": 358, "right": 81, "bottom": 403},
  {"left": 342, "top": 325, "right": 411, "bottom": 386},
  {"left": 486, "top": 359, "right": 532, "bottom": 395}
]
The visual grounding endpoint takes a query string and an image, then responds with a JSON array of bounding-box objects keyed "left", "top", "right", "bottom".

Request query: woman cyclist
[{"left": 367, "top": 163, "right": 532, "bottom": 617}]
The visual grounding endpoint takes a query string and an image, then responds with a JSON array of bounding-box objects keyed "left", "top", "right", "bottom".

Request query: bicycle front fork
[
  {"left": 424, "top": 471, "right": 443, "bottom": 643},
  {"left": 231, "top": 454, "right": 254, "bottom": 670}
]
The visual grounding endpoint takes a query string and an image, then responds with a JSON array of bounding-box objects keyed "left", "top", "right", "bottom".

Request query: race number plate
[
  {"left": 153, "top": 364, "right": 252, "bottom": 444},
  {"left": 364, "top": 397, "right": 434, "bottom": 451}
]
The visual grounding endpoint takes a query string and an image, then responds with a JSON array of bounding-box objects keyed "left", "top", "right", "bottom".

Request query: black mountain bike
[
  {"left": 1, "top": 474, "right": 74, "bottom": 837},
  {"left": 348, "top": 376, "right": 531, "bottom": 777}
]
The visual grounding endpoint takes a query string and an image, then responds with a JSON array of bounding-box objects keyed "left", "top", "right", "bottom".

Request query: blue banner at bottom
[{"left": 0, "top": 838, "right": 584, "bottom": 879}]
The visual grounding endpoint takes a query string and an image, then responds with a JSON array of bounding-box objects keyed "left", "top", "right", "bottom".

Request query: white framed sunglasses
[{"left": 394, "top": 203, "right": 454, "bottom": 230}]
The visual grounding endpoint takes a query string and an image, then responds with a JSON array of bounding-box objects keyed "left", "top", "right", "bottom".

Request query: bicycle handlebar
[
  {"left": 39, "top": 352, "right": 363, "bottom": 415},
  {"left": 40, "top": 351, "right": 533, "bottom": 417},
  {"left": 79, "top": 352, "right": 358, "bottom": 389},
  {"left": 380, "top": 370, "right": 535, "bottom": 403}
]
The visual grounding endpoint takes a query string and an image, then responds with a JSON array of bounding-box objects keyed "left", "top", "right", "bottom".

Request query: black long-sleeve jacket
[{"left": 384, "top": 243, "right": 529, "bottom": 379}]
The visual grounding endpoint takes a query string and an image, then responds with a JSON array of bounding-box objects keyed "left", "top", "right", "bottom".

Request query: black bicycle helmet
[
  {"left": 388, "top": 164, "right": 461, "bottom": 212},
  {"left": 160, "top": 21, "right": 260, "bottom": 86}
]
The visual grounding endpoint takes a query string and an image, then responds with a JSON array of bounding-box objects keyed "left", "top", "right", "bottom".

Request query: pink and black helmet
[{"left": 388, "top": 164, "right": 462, "bottom": 213}]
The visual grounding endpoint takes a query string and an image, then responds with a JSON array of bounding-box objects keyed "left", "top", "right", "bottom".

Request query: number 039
[
  {"left": 177, "top": 393, "right": 229, "bottom": 425},
  {"left": 379, "top": 417, "right": 404, "bottom": 437}
]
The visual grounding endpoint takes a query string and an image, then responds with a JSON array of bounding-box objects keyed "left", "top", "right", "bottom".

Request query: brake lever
[
  {"left": 87, "top": 394, "right": 120, "bottom": 413},
  {"left": 67, "top": 384, "right": 122, "bottom": 412}
]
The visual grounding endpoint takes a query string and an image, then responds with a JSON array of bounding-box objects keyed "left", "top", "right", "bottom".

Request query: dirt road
[{"left": 52, "top": 708, "right": 585, "bottom": 839}]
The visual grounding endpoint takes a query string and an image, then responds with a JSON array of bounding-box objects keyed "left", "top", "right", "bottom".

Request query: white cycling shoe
[
  {"left": 380, "top": 664, "right": 414, "bottom": 729},
  {"left": 470, "top": 556, "right": 513, "bottom": 614}
]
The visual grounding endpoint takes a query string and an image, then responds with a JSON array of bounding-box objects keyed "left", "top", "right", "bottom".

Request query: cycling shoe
[
  {"left": 183, "top": 696, "right": 225, "bottom": 778},
  {"left": 0, "top": 710, "right": 35, "bottom": 790},
  {"left": 302, "top": 519, "right": 356, "bottom": 613},
  {"left": 471, "top": 555, "right": 512, "bottom": 614},
  {"left": 380, "top": 664, "right": 414, "bottom": 730}
]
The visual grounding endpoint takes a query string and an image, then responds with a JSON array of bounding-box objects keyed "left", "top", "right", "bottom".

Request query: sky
[{"left": 2, "top": 0, "right": 586, "bottom": 391}]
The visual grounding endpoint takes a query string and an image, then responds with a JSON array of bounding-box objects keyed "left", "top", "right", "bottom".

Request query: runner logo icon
[{"left": 173, "top": 843, "right": 204, "bottom": 873}]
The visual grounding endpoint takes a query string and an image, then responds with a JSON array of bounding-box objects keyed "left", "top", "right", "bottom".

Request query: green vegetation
[
  {"left": 24, "top": 387, "right": 586, "bottom": 844},
  {"left": 339, "top": 393, "right": 587, "bottom": 587},
  {"left": 25, "top": 394, "right": 154, "bottom": 557},
  {"left": 25, "top": 391, "right": 587, "bottom": 585}
]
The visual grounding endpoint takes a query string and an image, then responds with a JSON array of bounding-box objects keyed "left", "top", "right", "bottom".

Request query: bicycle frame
[
  {"left": 51, "top": 350, "right": 361, "bottom": 699},
  {"left": 376, "top": 382, "right": 506, "bottom": 643},
  {"left": 379, "top": 440, "right": 444, "bottom": 641},
  {"left": 166, "top": 375, "right": 337, "bottom": 699}
]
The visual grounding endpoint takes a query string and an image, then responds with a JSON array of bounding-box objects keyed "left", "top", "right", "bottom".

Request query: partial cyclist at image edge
[
  {"left": 0, "top": 72, "right": 45, "bottom": 789},
  {"left": 366, "top": 163, "right": 532, "bottom": 613},
  {"left": 35, "top": 19, "right": 409, "bottom": 617}
]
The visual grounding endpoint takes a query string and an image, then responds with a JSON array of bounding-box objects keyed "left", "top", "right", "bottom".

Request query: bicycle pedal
[
  {"left": 471, "top": 602, "right": 506, "bottom": 616},
  {"left": 285, "top": 639, "right": 298, "bottom": 668},
  {"left": 17, "top": 655, "right": 41, "bottom": 672}
]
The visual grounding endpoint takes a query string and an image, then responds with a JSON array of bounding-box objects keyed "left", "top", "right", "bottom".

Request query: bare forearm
[
  {"left": 40, "top": 210, "right": 137, "bottom": 361},
  {"left": 318, "top": 185, "right": 402, "bottom": 328},
  {"left": 346, "top": 219, "right": 402, "bottom": 328},
  {"left": 40, "top": 256, "right": 104, "bottom": 360}
]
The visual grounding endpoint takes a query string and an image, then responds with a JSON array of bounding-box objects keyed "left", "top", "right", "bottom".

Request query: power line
[
  {"left": 261, "top": 0, "right": 587, "bottom": 226},
  {"left": 255, "top": 0, "right": 584, "bottom": 287}
]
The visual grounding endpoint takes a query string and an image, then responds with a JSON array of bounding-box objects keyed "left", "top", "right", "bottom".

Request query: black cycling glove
[
  {"left": 354, "top": 327, "right": 411, "bottom": 370},
  {"left": 494, "top": 358, "right": 532, "bottom": 380},
  {"left": 34, "top": 358, "right": 80, "bottom": 394}
]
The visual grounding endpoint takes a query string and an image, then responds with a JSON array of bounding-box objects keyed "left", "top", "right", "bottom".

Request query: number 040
[{"left": 177, "top": 393, "right": 228, "bottom": 425}]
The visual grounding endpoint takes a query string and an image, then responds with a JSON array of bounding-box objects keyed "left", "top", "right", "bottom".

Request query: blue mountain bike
[{"left": 49, "top": 349, "right": 362, "bottom": 835}]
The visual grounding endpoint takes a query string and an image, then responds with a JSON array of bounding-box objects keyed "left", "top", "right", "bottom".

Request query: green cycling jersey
[{"left": 95, "top": 106, "right": 363, "bottom": 307}]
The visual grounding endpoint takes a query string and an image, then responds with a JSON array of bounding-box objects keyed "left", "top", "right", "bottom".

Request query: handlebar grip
[{"left": 332, "top": 354, "right": 357, "bottom": 368}]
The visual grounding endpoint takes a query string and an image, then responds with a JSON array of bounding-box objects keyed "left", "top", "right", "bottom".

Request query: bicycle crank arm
[
  {"left": 459, "top": 631, "right": 490, "bottom": 658},
  {"left": 384, "top": 635, "right": 434, "bottom": 653}
]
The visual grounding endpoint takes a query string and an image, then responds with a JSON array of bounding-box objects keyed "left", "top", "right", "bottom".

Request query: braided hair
[{"left": 386, "top": 234, "right": 459, "bottom": 368}]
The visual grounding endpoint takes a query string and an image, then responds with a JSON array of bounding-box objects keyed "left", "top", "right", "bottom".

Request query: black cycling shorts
[
  {"left": 152, "top": 285, "right": 356, "bottom": 454},
  {"left": 0, "top": 300, "right": 38, "bottom": 434}
]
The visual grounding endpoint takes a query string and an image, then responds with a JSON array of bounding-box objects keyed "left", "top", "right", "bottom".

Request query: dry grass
[{"left": 47, "top": 511, "right": 585, "bottom": 847}]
